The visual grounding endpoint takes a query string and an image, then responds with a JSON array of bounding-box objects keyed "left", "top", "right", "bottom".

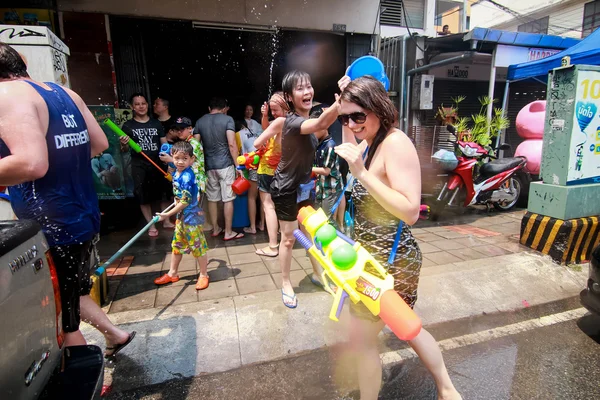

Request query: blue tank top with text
[{"left": 1, "top": 81, "right": 100, "bottom": 247}]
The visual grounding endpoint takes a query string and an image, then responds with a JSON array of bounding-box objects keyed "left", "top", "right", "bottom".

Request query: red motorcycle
[{"left": 430, "top": 125, "right": 529, "bottom": 220}]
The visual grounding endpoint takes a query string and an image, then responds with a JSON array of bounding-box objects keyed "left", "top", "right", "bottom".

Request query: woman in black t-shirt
[{"left": 255, "top": 71, "right": 340, "bottom": 309}]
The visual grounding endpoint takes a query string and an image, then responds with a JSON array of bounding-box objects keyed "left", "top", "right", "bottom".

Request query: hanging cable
[
  {"left": 373, "top": 0, "right": 382, "bottom": 36},
  {"left": 400, "top": 0, "right": 426, "bottom": 52}
]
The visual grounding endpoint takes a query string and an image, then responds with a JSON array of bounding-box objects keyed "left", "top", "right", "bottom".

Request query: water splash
[{"left": 268, "top": 26, "right": 280, "bottom": 99}]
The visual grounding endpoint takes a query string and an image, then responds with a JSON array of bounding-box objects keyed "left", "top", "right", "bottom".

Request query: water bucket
[
  {"left": 346, "top": 56, "right": 390, "bottom": 91},
  {"left": 232, "top": 192, "right": 250, "bottom": 228},
  {"left": 232, "top": 176, "right": 250, "bottom": 195}
]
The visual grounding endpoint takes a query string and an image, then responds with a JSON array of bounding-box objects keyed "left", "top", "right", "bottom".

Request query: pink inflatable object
[
  {"left": 515, "top": 100, "right": 546, "bottom": 140},
  {"left": 515, "top": 139, "right": 543, "bottom": 175}
]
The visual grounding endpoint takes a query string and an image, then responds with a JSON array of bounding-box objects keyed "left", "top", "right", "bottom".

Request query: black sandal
[{"left": 105, "top": 331, "right": 136, "bottom": 358}]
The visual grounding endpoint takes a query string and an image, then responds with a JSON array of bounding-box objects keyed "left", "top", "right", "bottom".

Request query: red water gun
[{"left": 237, "top": 147, "right": 266, "bottom": 170}]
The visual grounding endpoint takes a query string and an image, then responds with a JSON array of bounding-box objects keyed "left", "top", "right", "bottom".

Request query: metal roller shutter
[
  {"left": 421, "top": 79, "right": 546, "bottom": 156},
  {"left": 423, "top": 79, "right": 490, "bottom": 127},
  {"left": 110, "top": 16, "right": 152, "bottom": 108}
]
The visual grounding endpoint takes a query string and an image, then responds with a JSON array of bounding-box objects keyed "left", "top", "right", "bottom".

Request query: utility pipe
[{"left": 398, "top": 34, "right": 410, "bottom": 130}]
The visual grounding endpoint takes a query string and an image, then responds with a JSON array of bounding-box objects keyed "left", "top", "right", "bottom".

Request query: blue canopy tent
[
  {"left": 496, "top": 28, "right": 600, "bottom": 148},
  {"left": 507, "top": 28, "right": 600, "bottom": 82}
]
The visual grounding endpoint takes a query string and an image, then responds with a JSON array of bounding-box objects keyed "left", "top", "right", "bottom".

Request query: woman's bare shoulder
[{"left": 383, "top": 128, "right": 414, "bottom": 147}]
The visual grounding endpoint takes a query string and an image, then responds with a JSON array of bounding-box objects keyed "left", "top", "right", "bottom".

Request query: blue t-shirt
[
  {"left": 0, "top": 81, "right": 100, "bottom": 247},
  {"left": 173, "top": 166, "right": 203, "bottom": 226}
]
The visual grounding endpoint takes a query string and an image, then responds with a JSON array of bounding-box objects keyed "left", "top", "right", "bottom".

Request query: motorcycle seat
[{"left": 479, "top": 157, "right": 525, "bottom": 178}]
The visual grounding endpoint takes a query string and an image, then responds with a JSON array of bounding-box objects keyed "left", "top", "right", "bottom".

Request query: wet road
[{"left": 107, "top": 297, "right": 600, "bottom": 400}]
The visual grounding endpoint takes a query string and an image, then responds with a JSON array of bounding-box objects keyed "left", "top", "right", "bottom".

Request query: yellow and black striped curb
[
  {"left": 90, "top": 269, "right": 109, "bottom": 307},
  {"left": 520, "top": 212, "right": 600, "bottom": 264}
]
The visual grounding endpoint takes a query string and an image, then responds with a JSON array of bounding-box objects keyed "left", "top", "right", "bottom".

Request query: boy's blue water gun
[{"left": 160, "top": 143, "right": 175, "bottom": 169}]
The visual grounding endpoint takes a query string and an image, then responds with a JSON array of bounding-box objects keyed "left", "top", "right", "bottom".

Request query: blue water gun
[{"left": 160, "top": 143, "right": 175, "bottom": 169}]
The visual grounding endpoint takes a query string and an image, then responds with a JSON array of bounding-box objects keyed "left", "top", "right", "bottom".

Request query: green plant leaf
[{"left": 452, "top": 95, "right": 466, "bottom": 105}]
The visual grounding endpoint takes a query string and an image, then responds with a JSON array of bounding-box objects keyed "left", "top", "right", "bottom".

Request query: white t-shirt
[{"left": 245, "top": 118, "right": 263, "bottom": 136}]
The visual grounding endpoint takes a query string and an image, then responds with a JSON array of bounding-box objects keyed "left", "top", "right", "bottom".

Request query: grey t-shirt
[
  {"left": 271, "top": 113, "right": 318, "bottom": 196},
  {"left": 194, "top": 113, "right": 235, "bottom": 171}
]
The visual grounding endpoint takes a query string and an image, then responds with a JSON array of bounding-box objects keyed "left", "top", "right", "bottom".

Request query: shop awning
[{"left": 507, "top": 28, "right": 600, "bottom": 81}]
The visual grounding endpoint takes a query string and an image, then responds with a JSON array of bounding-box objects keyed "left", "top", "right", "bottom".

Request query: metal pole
[
  {"left": 462, "top": 0, "right": 468, "bottom": 32},
  {"left": 405, "top": 74, "right": 411, "bottom": 133},
  {"left": 486, "top": 47, "right": 497, "bottom": 133},
  {"left": 392, "top": 37, "right": 398, "bottom": 92},
  {"left": 399, "top": 34, "right": 409, "bottom": 130},
  {"left": 496, "top": 80, "right": 511, "bottom": 154}
]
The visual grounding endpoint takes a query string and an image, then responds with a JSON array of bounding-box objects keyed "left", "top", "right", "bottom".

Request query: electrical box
[
  {"left": 541, "top": 64, "right": 600, "bottom": 186},
  {"left": 411, "top": 74, "right": 434, "bottom": 110},
  {"left": 0, "top": 25, "right": 70, "bottom": 87}
]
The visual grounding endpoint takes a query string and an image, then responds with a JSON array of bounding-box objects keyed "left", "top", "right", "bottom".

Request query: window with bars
[
  {"left": 380, "top": 0, "right": 424, "bottom": 29},
  {"left": 381, "top": 1, "right": 404, "bottom": 26},
  {"left": 583, "top": 0, "right": 600, "bottom": 38},
  {"left": 518, "top": 16, "right": 549, "bottom": 34}
]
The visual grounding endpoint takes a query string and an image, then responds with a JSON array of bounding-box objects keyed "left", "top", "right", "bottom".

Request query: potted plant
[
  {"left": 435, "top": 96, "right": 465, "bottom": 125},
  {"left": 453, "top": 96, "right": 510, "bottom": 157}
]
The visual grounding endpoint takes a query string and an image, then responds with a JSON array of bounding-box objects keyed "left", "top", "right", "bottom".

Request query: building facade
[{"left": 471, "top": 0, "right": 599, "bottom": 38}]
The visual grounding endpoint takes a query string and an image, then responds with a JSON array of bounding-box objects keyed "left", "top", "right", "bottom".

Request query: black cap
[{"left": 172, "top": 116, "right": 192, "bottom": 129}]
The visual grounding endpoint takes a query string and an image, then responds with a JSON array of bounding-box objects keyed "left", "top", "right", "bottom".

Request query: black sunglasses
[{"left": 338, "top": 112, "right": 369, "bottom": 126}]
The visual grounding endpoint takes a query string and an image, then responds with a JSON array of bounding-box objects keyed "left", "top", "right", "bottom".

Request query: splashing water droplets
[{"left": 268, "top": 27, "right": 280, "bottom": 99}]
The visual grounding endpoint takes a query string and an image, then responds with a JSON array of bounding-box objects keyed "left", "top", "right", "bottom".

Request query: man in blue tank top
[{"left": 0, "top": 43, "right": 135, "bottom": 355}]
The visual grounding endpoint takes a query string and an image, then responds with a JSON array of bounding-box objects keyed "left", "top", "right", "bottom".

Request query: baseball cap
[{"left": 172, "top": 116, "right": 192, "bottom": 129}]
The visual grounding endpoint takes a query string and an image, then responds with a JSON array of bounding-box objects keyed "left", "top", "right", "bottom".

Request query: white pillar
[
  {"left": 424, "top": 0, "right": 437, "bottom": 37},
  {"left": 462, "top": 0, "right": 468, "bottom": 32}
]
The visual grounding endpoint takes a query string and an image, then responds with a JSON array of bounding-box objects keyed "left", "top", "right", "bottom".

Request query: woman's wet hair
[
  {"left": 340, "top": 76, "right": 398, "bottom": 168},
  {"left": 0, "top": 43, "right": 29, "bottom": 79},
  {"left": 282, "top": 70, "right": 311, "bottom": 111},
  {"left": 171, "top": 141, "right": 194, "bottom": 157},
  {"left": 269, "top": 91, "right": 290, "bottom": 117}
]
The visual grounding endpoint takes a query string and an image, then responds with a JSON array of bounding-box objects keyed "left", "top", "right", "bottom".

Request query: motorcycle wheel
[{"left": 493, "top": 176, "right": 522, "bottom": 211}]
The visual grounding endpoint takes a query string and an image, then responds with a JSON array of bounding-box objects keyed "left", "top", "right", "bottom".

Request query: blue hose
[{"left": 94, "top": 215, "right": 160, "bottom": 276}]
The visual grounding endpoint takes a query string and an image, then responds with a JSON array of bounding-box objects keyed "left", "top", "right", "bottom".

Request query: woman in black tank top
[{"left": 334, "top": 76, "right": 462, "bottom": 400}]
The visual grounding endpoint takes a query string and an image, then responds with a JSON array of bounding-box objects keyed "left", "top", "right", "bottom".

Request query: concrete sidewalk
[
  {"left": 85, "top": 209, "right": 589, "bottom": 395},
  {"left": 99, "top": 209, "right": 529, "bottom": 315}
]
